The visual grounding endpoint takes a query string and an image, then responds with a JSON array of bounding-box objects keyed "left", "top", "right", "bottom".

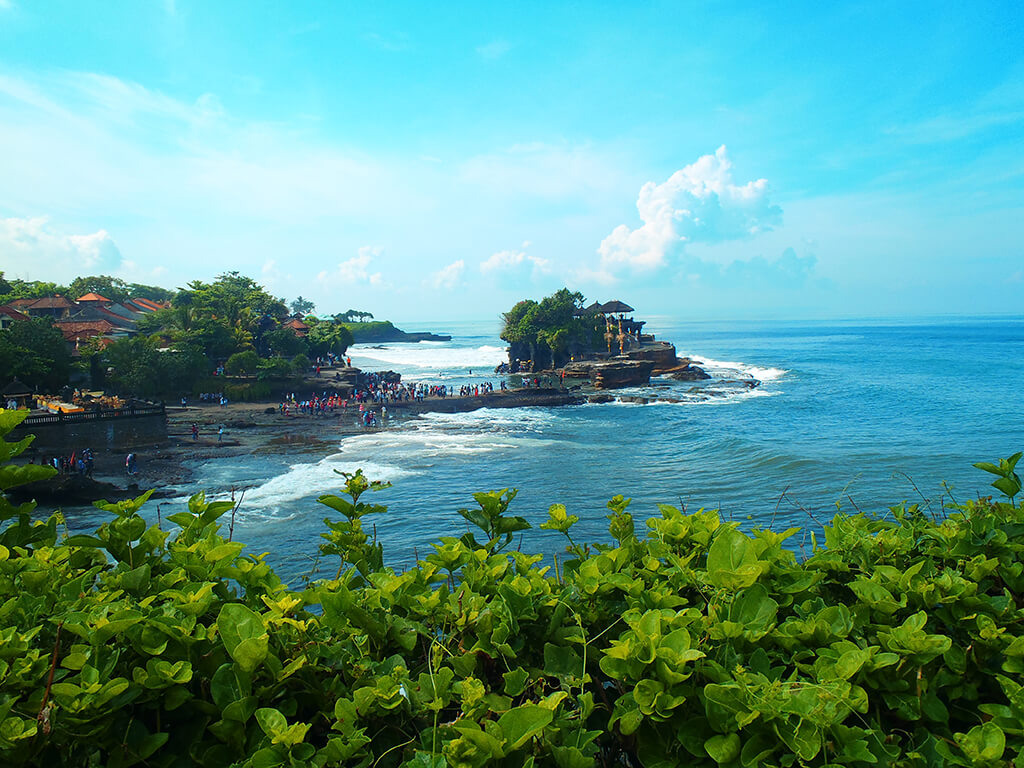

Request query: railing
[{"left": 20, "top": 403, "right": 166, "bottom": 427}]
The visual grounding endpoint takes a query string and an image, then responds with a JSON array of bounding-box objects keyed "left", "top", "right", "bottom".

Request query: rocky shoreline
[
  {"left": 17, "top": 346, "right": 740, "bottom": 506},
  {"left": 21, "top": 386, "right": 586, "bottom": 505}
]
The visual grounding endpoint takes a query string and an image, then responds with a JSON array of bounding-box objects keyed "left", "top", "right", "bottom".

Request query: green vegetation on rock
[
  {"left": 2, "top": 406, "right": 1024, "bottom": 767},
  {"left": 501, "top": 289, "right": 604, "bottom": 370}
]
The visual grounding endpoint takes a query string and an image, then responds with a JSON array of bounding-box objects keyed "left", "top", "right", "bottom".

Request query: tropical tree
[
  {"left": 500, "top": 289, "right": 593, "bottom": 369},
  {"left": 265, "top": 327, "right": 305, "bottom": 358},
  {"left": 306, "top": 319, "right": 354, "bottom": 358},
  {"left": 103, "top": 337, "right": 205, "bottom": 396},
  {"left": 290, "top": 296, "right": 316, "bottom": 315},
  {"left": 335, "top": 309, "right": 374, "bottom": 323},
  {"left": 66, "top": 275, "right": 174, "bottom": 303},
  {"left": 0, "top": 318, "right": 71, "bottom": 391}
]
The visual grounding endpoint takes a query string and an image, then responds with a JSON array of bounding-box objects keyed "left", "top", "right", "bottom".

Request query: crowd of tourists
[
  {"left": 270, "top": 374, "right": 507, "bottom": 427},
  {"left": 45, "top": 448, "right": 96, "bottom": 477},
  {"left": 198, "top": 392, "right": 228, "bottom": 405}
]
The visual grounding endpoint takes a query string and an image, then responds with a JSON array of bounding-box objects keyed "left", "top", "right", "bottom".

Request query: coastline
[{"left": 68, "top": 387, "right": 586, "bottom": 496}]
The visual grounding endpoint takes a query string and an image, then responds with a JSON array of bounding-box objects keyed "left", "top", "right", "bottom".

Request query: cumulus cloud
[
  {"left": 597, "top": 145, "right": 781, "bottom": 275},
  {"left": 317, "top": 246, "right": 385, "bottom": 286},
  {"left": 428, "top": 260, "right": 465, "bottom": 290},
  {"left": 479, "top": 242, "right": 549, "bottom": 279},
  {"left": 0, "top": 216, "right": 122, "bottom": 281}
]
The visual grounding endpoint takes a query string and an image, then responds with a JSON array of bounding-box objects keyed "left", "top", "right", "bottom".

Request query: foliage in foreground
[{"left": 1, "top": 408, "right": 1024, "bottom": 767}]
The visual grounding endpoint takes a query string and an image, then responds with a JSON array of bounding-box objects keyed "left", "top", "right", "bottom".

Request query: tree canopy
[
  {"left": 290, "top": 296, "right": 316, "bottom": 315},
  {"left": 0, "top": 318, "right": 72, "bottom": 391},
  {"left": 501, "top": 288, "right": 601, "bottom": 370},
  {"left": 67, "top": 275, "right": 174, "bottom": 303}
]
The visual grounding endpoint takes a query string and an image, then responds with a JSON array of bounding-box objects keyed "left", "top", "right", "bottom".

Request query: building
[
  {"left": 283, "top": 317, "right": 309, "bottom": 337},
  {"left": 0, "top": 305, "right": 29, "bottom": 330},
  {"left": 8, "top": 296, "right": 76, "bottom": 320}
]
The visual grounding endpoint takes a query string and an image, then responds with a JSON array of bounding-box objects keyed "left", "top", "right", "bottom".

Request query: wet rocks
[
  {"left": 8, "top": 473, "right": 172, "bottom": 504},
  {"left": 669, "top": 365, "right": 712, "bottom": 381}
]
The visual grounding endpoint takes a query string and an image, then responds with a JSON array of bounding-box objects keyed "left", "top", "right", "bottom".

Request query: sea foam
[
  {"left": 349, "top": 343, "right": 507, "bottom": 370},
  {"left": 681, "top": 354, "right": 787, "bottom": 383}
]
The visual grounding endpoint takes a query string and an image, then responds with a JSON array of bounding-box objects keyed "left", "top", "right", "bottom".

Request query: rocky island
[{"left": 500, "top": 290, "right": 718, "bottom": 390}]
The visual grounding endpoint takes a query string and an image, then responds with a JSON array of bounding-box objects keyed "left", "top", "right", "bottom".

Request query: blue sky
[{"left": 0, "top": 1, "right": 1021, "bottom": 321}]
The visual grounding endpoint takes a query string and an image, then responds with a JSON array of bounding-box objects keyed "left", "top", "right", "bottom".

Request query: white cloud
[
  {"left": 0, "top": 216, "right": 122, "bottom": 281},
  {"left": 479, "top": 246, "right": 550, "bottom": 279},
  {"left": 317, "top": 246, "right": 385, "bottom": 286},
  {"left": 597, "top": 145, "right": 781, "bottom": 274},
  {"left": 428, "top": 260, "right": 465, "bottom": 290}
]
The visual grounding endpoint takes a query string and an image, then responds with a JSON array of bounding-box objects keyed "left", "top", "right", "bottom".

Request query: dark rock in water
[
  {"left": 8, "top": 473, "right": 170, "bottom": 504},
  {"left": 619, "top": 396, "right": 650, "bottom": 404},
  {"left": 587, "top": 394, "right": 614, "bottom": 404},
  {"left": 593, "top": 360, "right": 656, "bottom": 389},
  {"left": 400, "top": 332, "right": 452, "bottom": 342},
  {"left": 264, "top": 407, "right": 277, "bottom": 414},
  {"left": 669, "top": 365, "right": 712, "bottom": 381}
]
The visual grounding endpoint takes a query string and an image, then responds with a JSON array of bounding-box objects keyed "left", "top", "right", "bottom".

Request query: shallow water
[{"left": 60, "top": 316, "right": 1024, "bottom": 582}]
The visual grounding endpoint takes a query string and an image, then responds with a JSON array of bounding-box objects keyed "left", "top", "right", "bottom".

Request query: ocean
[{"left": 66, "top": 316, "right": 1024, "bottom": 581}]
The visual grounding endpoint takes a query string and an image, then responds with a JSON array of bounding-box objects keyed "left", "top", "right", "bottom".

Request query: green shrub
[
  {"left": 2, "top": 407, "right": 1024, "bottom": 767},
  {"left": 256, "top": 357, "right": 292, "bottom": 380},
  {"left": 225, "top": 350, "right": 259, "bottom": 375},
  {"left": 222, "top": 382, "right": 272, "bottom": 402}
]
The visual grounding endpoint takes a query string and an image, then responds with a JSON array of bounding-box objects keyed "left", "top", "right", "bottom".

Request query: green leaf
[
  {"left": 402, "top": 753, "right": 447, "bottom": 768},
  {"left": 973, "top": 461, "right": 1003, "bottom": 476},
  {"left": 255, "top": 707, "right": 287, "bottom": 739},
  {"left": 705, "top": 733, "right": 741, "bottom": 764},
  {"left": 993, "top": 476, "right": 1021, "bottom": 499},
  {"left": 497, "top": 704, "right": 553, "bottom": 750},
  {"left": 503, "top": 668, "right": 530, "bottom": 697},
  {"left": 217, "top": 604, "right": 269, "bottom": 672},
  {"left": 707, "top": 527, "right": 762, "bottom": 589},
  {"left": 540, "top": 503, "right": 579, "bottom": 533},
  {"left": 957, "top": 722, "right": 1005, "bottom": 762}
]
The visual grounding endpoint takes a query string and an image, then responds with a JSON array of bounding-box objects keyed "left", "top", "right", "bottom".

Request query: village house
[{"left": 0, "top": 292, "right": 169, "bottom": 353}]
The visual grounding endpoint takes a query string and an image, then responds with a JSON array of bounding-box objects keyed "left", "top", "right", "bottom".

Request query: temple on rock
[{"left": 574, "top": 299, "right": 651, "bottom": 355}]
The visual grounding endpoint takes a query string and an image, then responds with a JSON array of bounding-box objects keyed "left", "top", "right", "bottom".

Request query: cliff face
[
  {"left": 592, "top": 360, "right": 656, "bottom": 389},
  {"left": 622, "top": 342, "right": 679, "bottom": 373}
]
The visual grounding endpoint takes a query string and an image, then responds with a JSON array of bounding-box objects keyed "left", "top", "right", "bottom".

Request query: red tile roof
[
  {"left": 77, "top": 292, "right": 111, "bottom": 302},
  {"left": 131, "top": 297, "right": 165, "bottom": 311},
  {"left": 25, "top": 296, "right": 75, "bottom": 309},
  {"left": 0, "top": 305, "right": 29, "bottom": 321},
  {"left": 54, "top": 319, "right": 115, "bottom": 341}
]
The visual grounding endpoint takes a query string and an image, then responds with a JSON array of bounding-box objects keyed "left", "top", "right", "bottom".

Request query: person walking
[
  {"left": 191, "top": 423, "right": 199, "bottom": 441},
  {"left": 218, "top": 426, "right": 224, "bottom": 442}
]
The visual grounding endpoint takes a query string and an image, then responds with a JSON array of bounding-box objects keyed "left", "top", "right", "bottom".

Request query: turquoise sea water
[{"left": 69, "top": 316, "right": 1024, "bottom": 581}]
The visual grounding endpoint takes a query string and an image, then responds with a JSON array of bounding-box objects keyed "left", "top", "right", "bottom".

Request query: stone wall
[{"left": 11, "top": 409, "right": 168, "bottom": 453}]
